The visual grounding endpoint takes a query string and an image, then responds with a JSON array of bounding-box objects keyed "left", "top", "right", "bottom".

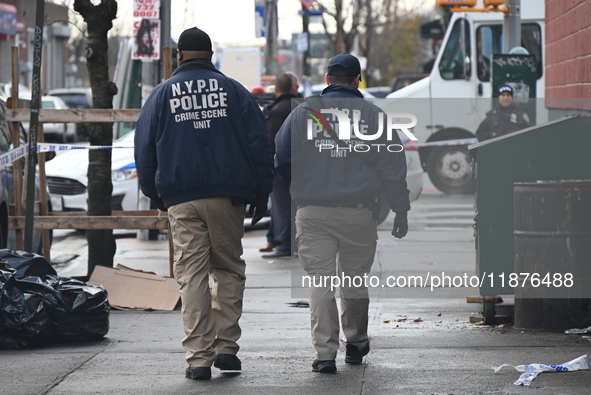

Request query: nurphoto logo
[{"left": 305, "top": 108, "right": 418, "bottom": 153}]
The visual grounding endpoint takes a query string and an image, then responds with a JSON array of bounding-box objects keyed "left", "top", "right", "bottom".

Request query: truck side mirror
[{"left": 464, "top": 56, "right": 471, "bottom": 80}]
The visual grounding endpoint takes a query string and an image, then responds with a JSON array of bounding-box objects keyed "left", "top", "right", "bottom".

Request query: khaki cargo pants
[
  {"left": 295, "top": 205, "right": 378, "bottom": 361},
  {"left": 168, "top": 197, "right": 246, "bottom": 368}
]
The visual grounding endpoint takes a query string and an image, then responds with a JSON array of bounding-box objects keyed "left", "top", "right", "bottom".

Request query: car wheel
[{"left": 427, "top": 146, "right": 476, "bottom": 194}]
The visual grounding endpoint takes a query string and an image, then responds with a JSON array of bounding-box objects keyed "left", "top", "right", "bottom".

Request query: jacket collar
[
  {"left": 321, "top": 84, "right": 363, "bottom": 98},
  {"left": 171, "top": 58, "right": 223, "bottom": 77}
]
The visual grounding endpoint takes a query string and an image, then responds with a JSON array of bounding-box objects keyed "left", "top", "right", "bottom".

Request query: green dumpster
[{"left": 468, "top": 115, "right": 591, "bottom": 323}]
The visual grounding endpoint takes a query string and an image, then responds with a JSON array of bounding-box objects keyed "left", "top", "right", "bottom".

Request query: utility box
[{"left": 469, "top": 116, "right": 591, "bottom": 321}]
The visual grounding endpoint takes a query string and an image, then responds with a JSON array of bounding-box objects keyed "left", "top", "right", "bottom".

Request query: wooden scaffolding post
[{"left": 10, "top": 47, "right": 23, "bottom": 251}]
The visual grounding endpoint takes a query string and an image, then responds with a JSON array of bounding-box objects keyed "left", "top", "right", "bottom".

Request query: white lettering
[
  {"left": 196, "top": 79, "right": 206, "bottom": 92},
  {"left": 353, "top": 111, "right": 383, "bottom": 141},
  {"left": 172, "top": 83, "right": 182, "bottom": 97},
  {"left": 321, "top": 109, "right": 351, "bottom": 139},
  {"left": 180, "top": 96, "right": 192, "bottom": 110},
  {"left": 387, "top": 113, "right": 418, "bottom": 141},
  {"left": 170, "top": 98, "right": 181, "bottom": 113}
]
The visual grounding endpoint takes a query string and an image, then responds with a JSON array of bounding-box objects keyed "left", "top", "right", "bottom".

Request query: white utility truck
[{"left": 382, "top": 0, "right": 545, "bottom": 194}]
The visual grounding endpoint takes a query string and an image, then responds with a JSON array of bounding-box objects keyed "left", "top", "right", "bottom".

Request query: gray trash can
[{"left": 514, "top": 180, "right": 591, "bottom": 331}]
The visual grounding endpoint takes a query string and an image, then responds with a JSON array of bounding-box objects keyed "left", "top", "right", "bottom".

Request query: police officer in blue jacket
[
  {"left": 134, "top": 27, "right": 273, "bottom": 381},
  {"left": 476, "top": 84, "right": 531, "bottom": 141},
  {"left": 275, "top": 54, "right": 410, "bottom": 373}
]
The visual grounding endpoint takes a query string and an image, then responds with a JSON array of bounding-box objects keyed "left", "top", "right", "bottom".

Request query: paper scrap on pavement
[
  {"left": 493, "top": 354, "right": 589, "bottom": 386},
  {"left": 565, "top": 326, "right": 591, "bottom": 334}
]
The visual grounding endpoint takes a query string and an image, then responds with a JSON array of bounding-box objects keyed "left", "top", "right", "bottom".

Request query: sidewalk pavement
[{"left": 2, "top": 220, "right": 591, "bottom": 394}]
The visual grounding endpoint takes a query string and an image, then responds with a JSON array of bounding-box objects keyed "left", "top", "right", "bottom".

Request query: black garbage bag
[
  {"left": 17, "top": 275, "right": 110, "bottom": 342},
  {"left": 0, "top": 249, "right": 57, "bottom": 278},
  {"left": 0, "top": 266, "right": 53, "bottom": 349}
]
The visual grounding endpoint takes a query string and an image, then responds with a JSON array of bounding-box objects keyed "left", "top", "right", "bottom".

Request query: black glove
[
  {"left": 248, "top": 196, "right": 268, "bottom": 226},
  {"left": 153, "top": 198, "right": 167, "bottom": 212},
  {"left": 392, "top": 212, "right": 408, "bottom": 239}
]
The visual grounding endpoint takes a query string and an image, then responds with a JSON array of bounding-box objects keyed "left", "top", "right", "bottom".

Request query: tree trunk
[{"left": 74, "top": 0, "right": 118, "bottom": 276}]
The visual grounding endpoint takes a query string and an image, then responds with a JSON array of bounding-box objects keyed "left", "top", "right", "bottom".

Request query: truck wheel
[{"left": 427, "top": 146, "right": 476, "bottom": 194}]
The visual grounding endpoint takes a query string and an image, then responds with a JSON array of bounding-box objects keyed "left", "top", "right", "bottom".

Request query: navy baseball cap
[
  {"left": 498, "top": 84, "right": 513, "bottom": 96},
  {"left": 327, "top": 53, "right": 362, "bottom": 81}
]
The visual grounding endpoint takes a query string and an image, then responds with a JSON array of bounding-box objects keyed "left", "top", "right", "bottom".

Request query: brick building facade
[{"left": 545, "top": 0, "right": 591, "bottom": 114}]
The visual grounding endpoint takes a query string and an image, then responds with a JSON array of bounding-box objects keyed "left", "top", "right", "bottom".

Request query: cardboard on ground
[{"left": 89, "top": 265, "right": 180, "bottom": 310}]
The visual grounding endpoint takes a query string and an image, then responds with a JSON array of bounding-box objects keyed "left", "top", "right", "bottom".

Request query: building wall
[
  {"left": 0, "top": 0, "right": 70, "bottom": 91},
  {"left": 545, "top": 0, "right": 591, "bottom": 113}
]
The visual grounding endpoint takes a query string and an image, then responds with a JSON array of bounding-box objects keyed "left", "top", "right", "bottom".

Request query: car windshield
[
  {"left": 54, "top": 94, "right": 89, "bottom": 109},
  {"left": 42, "top": 100, "right": 56, "bottom": 109}
]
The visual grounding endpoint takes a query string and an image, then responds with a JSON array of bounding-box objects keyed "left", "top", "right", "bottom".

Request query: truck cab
[{"left": 383, "top": 0, "right": 545, "bottom": 194}]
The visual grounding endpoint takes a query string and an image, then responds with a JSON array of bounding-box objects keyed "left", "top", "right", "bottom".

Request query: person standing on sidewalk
[
  {"left": 134, "top": 27, "right": 273, "bottom": 380},
  {"left": 275, "top": 54, "right": 410, "bottom": 373},
  {"left": 261, "top": 71, "right": 299, "bottom": 259},
  {"left": 475, "top": 84, "right": 530, "bottom": 142}
]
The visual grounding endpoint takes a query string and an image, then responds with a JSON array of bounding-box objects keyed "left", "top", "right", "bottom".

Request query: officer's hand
[
  {"left": 153, "top": 198, "right": 167, "bottom": 212},
  {"left": 249, "top": 197, "right": 268, "bottom": 226},
  {"left": 392, "top": 212, "right": 408, "bottom": 239}
]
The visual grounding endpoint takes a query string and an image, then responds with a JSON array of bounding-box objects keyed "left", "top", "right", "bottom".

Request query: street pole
[
  {"left": 24, "top": 0, "right": 45, "bottom": 251},
  {"left": 265, "top": 0, "right": 279, "bottom": 77},
  {"left": 160, "top": 0, "right": 171, "bottom": 82},
  {"left": 503, "top": 0, "right": 521, "bottom": 52},
  {"left": 302, "top": 4, "right": 310, "bottom": 79}
]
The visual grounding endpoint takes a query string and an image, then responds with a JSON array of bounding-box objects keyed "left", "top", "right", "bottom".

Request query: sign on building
[
  {"left": 132, "top": 19, "right": 161, "bottom": 61},
  {"left": 133, "top": 0, "right": 160, "bottom": 19}
]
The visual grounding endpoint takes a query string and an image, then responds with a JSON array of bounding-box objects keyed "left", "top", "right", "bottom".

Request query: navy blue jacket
[
  {"left": 134, "top": 59, "right": 273, "bottom": 210},
  {"left": 266, "top": 93, "right": 297, "bottom": 156},
  {"left": 475, "top": 104, "right": 530, "bottom": 141},
  {"left": 275, "top": 84, "right": 410, "bottom": 214}
]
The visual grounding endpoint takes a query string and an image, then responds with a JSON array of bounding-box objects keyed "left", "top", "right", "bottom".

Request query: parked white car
[
  {"left": 45, "top": 131, "right": 138, "bottom": 213},
  {"left": 0, "top": 82, "right": 31, "bottom": 100}
]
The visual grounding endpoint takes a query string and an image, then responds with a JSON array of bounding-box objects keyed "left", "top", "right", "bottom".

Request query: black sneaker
[
  {"left": 185, "top": 366, "right": 211, "bottom": 380},
  {"left": 345, "top": 342, "right": 370, "bottom": 364},
  {"left": 312, "top": 359, "right": 337, "bottom": 373},
  {"left": 214, "top": 354, "right": 242, "bottom": 371}
]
